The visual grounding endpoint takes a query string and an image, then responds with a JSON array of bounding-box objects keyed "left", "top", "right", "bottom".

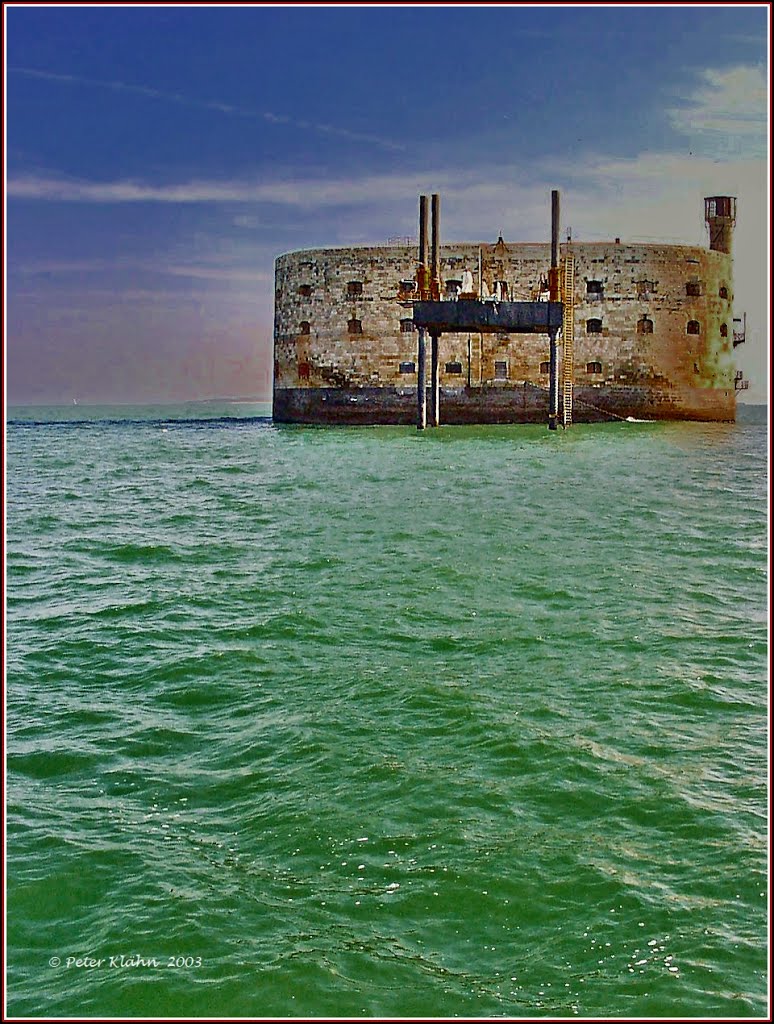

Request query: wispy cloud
[
  {"left": 668, "top": 65, "right": 768, "bottom": 158},
  {"left": 10, "top": 66, "right": 404, "bottom": 152}
]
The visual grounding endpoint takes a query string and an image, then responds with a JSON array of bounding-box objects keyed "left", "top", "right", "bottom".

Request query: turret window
[
  {"left": 298, "top": 284, "right": 313, "bottom": 297},
  {"left": 719, "top": 285, "right": 729, "bottom": 299},
  {"left": 637, "top": 316, "right": 653, "bottom": 334},
  {"left": 540, "top": 361, "right": 550, "bottom": 374},
  {"left": 686, "top": 281, "right": 702, "bottom": 297},
  {"left": 720, "top": 323, "right": 728, "bottom": 338},
  {"left": 347, "top": 280, "right": 363, "bottom": 296},
  {"left": 586, "top": 361, "right": 603, "bottom": 374},
  {"left": 687, "top": 320, "right": 701, "bottom": 335},
  {"left": 586, "top": 318, "right": 603, "bottom": 334},
  {"left": 636, "top": 279, "right": 655, "bottom": 299},
  {"left": 400, "top": 318, "right": 415, "bottom": 333},
  {"left": 348, "top": 318, "right": 363, "bottom": 334},
  {"left": 299, "top": 321, "right": 311, "bottom": 335}
]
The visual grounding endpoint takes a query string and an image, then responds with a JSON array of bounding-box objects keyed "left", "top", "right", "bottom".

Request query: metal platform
[{"left": 413, "top": 299, "right": 563, "bottom": 334}]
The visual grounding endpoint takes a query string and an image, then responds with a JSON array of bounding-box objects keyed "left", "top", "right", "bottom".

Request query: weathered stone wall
[{"left": 273, "top": 238, "right": 736, "bottom": 422}]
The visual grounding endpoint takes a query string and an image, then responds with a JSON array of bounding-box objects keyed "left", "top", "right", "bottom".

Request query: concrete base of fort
[{"left": 273, "top": 384, "right": 735, "bottom": 425}]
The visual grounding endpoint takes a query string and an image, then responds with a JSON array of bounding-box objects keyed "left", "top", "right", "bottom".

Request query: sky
[{"left": 5, "top": 3, "right": 770, "bottom": 405}]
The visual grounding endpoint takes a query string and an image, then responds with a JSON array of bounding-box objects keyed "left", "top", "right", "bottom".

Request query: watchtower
[{"left": 704, "top": 196, "right": 736, "bottom": 255}]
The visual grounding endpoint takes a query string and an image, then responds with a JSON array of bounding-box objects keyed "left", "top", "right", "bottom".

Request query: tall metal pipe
[
  {"left": 431, "top": 193, "right": 440, "bottom": 299},
  {"left": 551, "top": 189, "right": 560, "bottom": 268},
  {"left": 419, "top": 195, "right": 429, "bottom": 267},
  {"left": 417, "top": 195, "right": 429, "bottom": 428},
  {"left": 430, "top": 333, "right": 440, "bottom": 427},
  {"left": 549, "top": 190, "right": 561, "bottom": 430}
]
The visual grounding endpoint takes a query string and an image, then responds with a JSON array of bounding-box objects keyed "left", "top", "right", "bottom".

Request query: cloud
[
  {"left": 9, "top": 66, "right": 404, "bottom": 152},
  {"left": 667, "top": 65, "right": 768, "bottom": 158}
]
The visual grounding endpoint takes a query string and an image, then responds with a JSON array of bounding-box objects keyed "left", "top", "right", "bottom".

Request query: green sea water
[{"left": 5, "top": 403, "right": 769, "bottom": 1019}]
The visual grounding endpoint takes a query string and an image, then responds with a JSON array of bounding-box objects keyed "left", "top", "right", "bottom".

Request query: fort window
[
  {"left": 685, "top": 281, "right": 702, "bottom": 297},
  {"left": 398, "top": 279, "right": 416, "bottom": 298},
  {"left": 298, "top": 284, "right": 313, "bottom": 297},
  {"left": 719, "top": 285, "right": 729, "bottom": 299},
  {"left": 687, "top": 320, "right": 701, "bottom": 335},
  {"left": 637, "top": 316, "right": 654, "bottom": 334},
  {"left": 636, "top": 279, "right": 654, "bottom": 299},
  {"left": 347, "top": 280, "right": 363, "bottom": 296},
  {"left": 586, "top": 280, "right": 603, "bottom": 300},
  {"left": 298, "top": 361, "right": 311, "bottom": 380},
  {"left": 720, "top": 322, "right": 728, "bottom": 338},
  {"left": 299, "top": 321, "right": 311, "bottom": 335},
  {"left": 586, "top": 318, "right": 603, "bottom": 334},
  {"left": 399, "top": 361, "right": 416, "bottom": 374},
  {"left": 400, "top": 318, "right": 415, "bottom": 333},
  {"left": 348, "top": 318, "right": 363, "bottom": 334},
  {"left": 494, "top": 360, "right": 508, "bottom": 380},
  {"left": 445, "top": 361, "right": 463, "bottom": 375},
  {"left": 540, "top": 361, "right": 550, "bottom": 374},
  {"left": 586, "top": 361, "right": 603, "bottom": 374}
]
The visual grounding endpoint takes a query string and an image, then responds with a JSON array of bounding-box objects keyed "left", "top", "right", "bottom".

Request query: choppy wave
[{"left": 5, "top": 412, "right": 768, "bottom": 1018}]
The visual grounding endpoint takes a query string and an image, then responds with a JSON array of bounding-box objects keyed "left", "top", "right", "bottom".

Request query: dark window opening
[
  {"left": 586, "top": 361, "right": 603, "bottom": 374},
  {"left": 347, "top": 280, "right": 363, "bottom": 296},
  {"left": 687, "top": 320, "right": 701, "bottom": 335},
  {"left": 398, "top": 279, "right": 416, "bottom": 297},
  {"left": 298, "top": 284, "right": 313, "bottom": 297},
  {"left": 636, "top": 279, "right": 654, "bottom": 298},
  {"left": 299, "top": 321, "right": 311, "bottom": 335},
  {"left": 494, "top": 361, "right": 508, "bottom": 380},
  {"left": 445, "top": 361, "right": 463, "bottom": 374},
  {"left": 685, "top": 281, "right": 702, "bottom": 297},
  {"left": 399, "top": 361, "right": 416, "bottom": 374},
  {"left": 719, "top": 285, "right": 729, "bottom": 299},
  {"left": 720, "top": 322, "right": 728, "bottom": 338},
  {"left": 637, "top": 316, "right": 653, "bottom": 334},
  {"left": 586, "top": 318, "right": 603, "bottom": 334},
  {"left": 348, "top": 318, "right": 362, "bottom": 334},
  {"left": 298, "top": 361, "right": 311, "bottom": 380},
  {"left": 400, "top": 318, "right": 415, "bottom": 333},
  {"left": 540, "top": 361, "right": 550, "bottom": 374},
  {"left": 586, "top": 280, "right": 604, "bottom": 300}
]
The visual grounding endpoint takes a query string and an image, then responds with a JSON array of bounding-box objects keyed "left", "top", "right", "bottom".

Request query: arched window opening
[
  {"left": 637, "top": 316, "right": 653, "bottom": 334},
  {"left": 539, "top": 361, "right": 550, "bottom": 374},
  {"left": 586, "top": 361, "right": 603, "bottom": 374},
  {"left": 347, "top": 280, "right": 363, "bottom": 296},
  {"left": 299, "top": 321, "right": 311, "bottom": 335},
  {"left": 586, "top": 318, "right": 603, "bottom": 334},
  {"left": 348, "top": 318, "right": 363, "bottom": 334},
  {"left": 687, "top": 320, "right": 701, "bottom": 335},
  {"left": 720, "top": 323, "right": 728, "bottom": 338},
  {"left": 400, "top": 319, "right": 415, "bottom": 333},
  {"left": 686, "top": 281, "right": 702, "bottom": 297}
]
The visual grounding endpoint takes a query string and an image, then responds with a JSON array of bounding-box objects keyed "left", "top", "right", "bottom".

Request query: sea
[{"left": 5, "top": 401, "right": 769, "bottom": 1020}]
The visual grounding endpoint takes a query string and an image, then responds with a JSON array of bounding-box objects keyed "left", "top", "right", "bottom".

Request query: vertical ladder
[{"left": 561, "top": 255, "right": 575, "bottom": 426}]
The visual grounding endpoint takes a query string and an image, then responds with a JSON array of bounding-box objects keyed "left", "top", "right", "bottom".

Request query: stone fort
[{"left": 273, "top": 196, "right": 741, "bottom": 424}]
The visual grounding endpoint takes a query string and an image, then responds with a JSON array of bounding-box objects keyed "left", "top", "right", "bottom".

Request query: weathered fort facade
[{"left": 273, "top": 196, "right": 742, "bottom": 424}]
